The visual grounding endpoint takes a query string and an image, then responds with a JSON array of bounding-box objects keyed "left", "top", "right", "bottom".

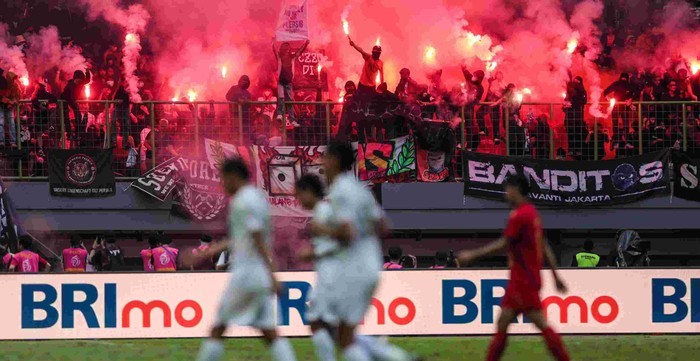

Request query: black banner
[
  {"left": 131, "top": 157, "right": 227, "bottom": 221},
  {"left": 672, "top": 150, "right": 700, "bottom": 202},
  {"left": 463, "top": 150, "right": 670, "bottom": 206},
  {"left": 49, "top": 149, "right": 115, "bottom": 197}
]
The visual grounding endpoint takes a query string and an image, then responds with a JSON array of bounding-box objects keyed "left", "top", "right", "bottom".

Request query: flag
[{"left": 0, "top": 178, "right": 23, "bottom": 247}]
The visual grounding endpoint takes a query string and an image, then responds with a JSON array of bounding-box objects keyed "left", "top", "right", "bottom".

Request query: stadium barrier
[
  {"left": 3, "top": 269, "right": 698, "bottom": 339},
  {"left": 4, "top": 100, "right": 699, "bottom": 180}
]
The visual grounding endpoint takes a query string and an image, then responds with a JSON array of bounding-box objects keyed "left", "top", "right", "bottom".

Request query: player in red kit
[{"left": 458, "top": 175, "right": 570, "bottom": 361}]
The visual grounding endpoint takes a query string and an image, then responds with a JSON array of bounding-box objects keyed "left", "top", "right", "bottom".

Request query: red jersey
[
  {"left": 503, "top": 202, "right": 544, "bottom": 291},
  {"left": 11, "top": 250, "right": 49, "bottom": 273},
  {"left": 140, "top": 248, "right": 154, "bottom": 272},
  {"left": 152, "top": 245, "right": 179, "bottom": 272},
  {"left": 191, "top": 244, "right": 213, "bottom": 271},
  {"left": 62, "top": 247, "right": 88, "bottom": 272}
]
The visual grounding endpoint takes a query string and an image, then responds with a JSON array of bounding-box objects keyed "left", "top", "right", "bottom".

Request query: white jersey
[
  {"left": 228, "top": 185, "right": 272, "bottom": 276},
  {"left": 311, "top": 200, "right": 342, "bottom": 284},
  {"left": 215, "top": 185, "right": 275, "bottom": 329},
  {"left": 327, "top": 172, "right": 384, "bottom": 277}
]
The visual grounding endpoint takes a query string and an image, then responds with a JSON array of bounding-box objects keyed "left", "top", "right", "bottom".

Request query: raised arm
[
  {"left": 294, "top": 39, "right": 310, "bottom": 58},
  {"left": 272, "top": 42, "right": 278, "bottom": 60},
  {"left": 349, "top": 37, "right": 369, "bottom": 58}
]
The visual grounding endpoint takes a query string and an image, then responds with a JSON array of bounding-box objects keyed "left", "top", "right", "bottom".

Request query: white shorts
[
  {"left": 306, "top": 279, "right": 339, "bottom": 325},
  {"left": 215, "top": 269, "right": 275, "bottom": 330},
  {"left": 333, "top": 272, "right": 378, "bottom": 325}
]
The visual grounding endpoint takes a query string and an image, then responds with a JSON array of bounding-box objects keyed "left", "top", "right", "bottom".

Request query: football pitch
[{"left": 1, "top": 335, "right": 698, "bottom": 361}]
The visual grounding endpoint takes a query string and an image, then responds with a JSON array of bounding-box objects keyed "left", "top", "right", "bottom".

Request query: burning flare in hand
[
  {"left": 424, "top": 46, "right": 437, "bottom": 64},
  {"left": 20, "top": 76, "right": 29, "bottom": 87},
  {"left": 187, "top": 90, "right": 197, "bottom": 102},
  {"left": 567, "top": 38, "right": 578, "bottom": 54},
  {"left": 342, "top": 20, "right": 350, "bottom": 36},
  {"left": 375, "top": 37, "right": 381, "bottom": 47},
  {"left": 221, "top": 66, "right": 227, "bottom": 79},
  {"left": 84, "top": 84, "right": 91, "bottom": 99}
]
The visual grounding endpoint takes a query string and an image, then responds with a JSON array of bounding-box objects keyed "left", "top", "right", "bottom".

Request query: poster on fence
[
  {"left": 275, "top": 0, "right": 308, "bottom": 42},
  {"left": 463, "top": 150, "right": 670, "bottom": 206},
  {"left": 416, "top": 148, "right": 449, "bottom": 182},
  {"left": 49, "top": 149, "right": 115, "bottom": 197},
  {"left": 205, "top": 138, "right": 325, "bottom": 217},
  {"left": 353, "top": 135, "right": 416, "bottom": 182},
  {"left": 671, "top": 150, "right": 700, "bottom": 202}
]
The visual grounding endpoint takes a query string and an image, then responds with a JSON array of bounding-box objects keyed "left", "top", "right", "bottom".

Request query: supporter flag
[
  {"left": 416, "top": 148, "right": 450, "bottom": 182},
  {"left": 0, "top": 178, "right": 24, "bottom": 247},
  {"left": 48, "top": 149, "right": 115, "bottom": 197},
  {"left": 353, "top": 135, "right": 416, "bottom": 182},
  {"left": 275, "top": 0, "right": 309, "bottom": 42},
  {"left": 671, "top": 150, "right": 700, "bottom": 202}
]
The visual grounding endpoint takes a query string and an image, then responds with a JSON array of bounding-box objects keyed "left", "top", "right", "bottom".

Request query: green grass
[{"left": 1, "top": 335, "right": 698, "bottom": 361}]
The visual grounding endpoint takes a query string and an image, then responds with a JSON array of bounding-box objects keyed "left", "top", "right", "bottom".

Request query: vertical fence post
[
  {"left": 281, "top": 101, "right": 287, "bottom": 146},
  {"left": 682, "top": 103, "right": 687, "bottom": 152},
  {"left": 150, "top": 103, "right": 156, "bottom": 169},
  {"left": 104, "top": 101, "right": 111, "bottom": 149},
  {"left": 549, "top": 103, "right": 555, "bottom": 159},
  {"left": 59, "top": 101, "right": 66, "bottom": 149},
  {"left": 637, "top": 102, "right": 643, "bottom": 155},
  {"left": 238, "top": 103, "right": 244, "bottom": 145},
  {"left": 505, "top": 110, "right": 510, "bottom": 156},
  {"left": 593, "top": 118, "right": 599, "bottom": 160},
  {"left": 16, "top": 103, "right": 22, "bottom": 178},
  {"left": 460, "top": 105, "right": 466, "bottom": 150},
  {"left": 194, "top": 102, "right": 200, "bottom": 157},
  {"left": 325, "top": 102, "right": 331, "bottom": 143}
]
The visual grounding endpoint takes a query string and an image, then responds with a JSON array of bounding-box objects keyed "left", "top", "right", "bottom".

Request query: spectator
[
  {"left": 400, "top": 254, "right": 418, "bottom": 268},
  {"left": 564, "top": 77, "right": 587, "bottom": 158},
  {"left": 90, "top": 236, "right": 125, "bottom": 271},
  {"left": 62, "top": 236, "right": 88, "bottom": 272},
  {"left": 395, "top": 68, "right": 419, "bottom": 101},
  {"left": 615, "top": 129, "right": 638, "bottom": 158},
  {"left": 529, "top": 114, "right": 551, "bottom": 159},
  {"left": 1, "top": 71, "right": 20, "bottom": 148},
  {"left": 461, "top": 67, "right": 486, "bottom": 135},
  {"left": 9, "top": 236, "right": 51, "bottom": 273},
  {"left": 335, "top": 80, "right": 358, "bottom": 142},
  {"left": 582, "top": 124, "right": 609, "bottom": 160},
  {"left": 677, "top": 69, "right": 697, "bottom": 101},
  {"left": 642, "top": 117, "right": 669, "bottom": 153},
  {"left": 273, "top": 39, "right": 309, "bottom": 121},
  {"left": 140, "top": 236, "right": 159, "bottom": 272},
  {"left": 571, "top": 240, "right": 600, "bottom": 268},
  {"left": 383, "top": 246, "right": 403, "bottom": 270},
  {"left": 348, "top": 37, "right": 383, "bottom": 98},
  {"left": 191, "top": 234, "right": 214, "bottom": 271},
  {"left": 640, "top": 82, "right": 656, "bottom": 121},
  {"left": 225, "top": 75, "right": 252, "bottom": 141},
  {"left": 152, "top": 235, "right": 179, "bottom": 272},
  {"left": 60, "top": 69, "right": 91, "bottom": 143},
  {"left": 604, "top": 73, "right": 634, "bottom": 146},
  {"left": 485, "top": 71, "right": 506, "bottom": 143},
  {"left": 430, "top": 251, "right": 449, "bottom": 269},
  {"left": 508, "top": 112, "right": 528, "bottom": 156},
  {"left": 111, "top": 77, "right": 132, "bottom": 148},
  {"left": 659, "top": 80, "right": 681, "bottom": 127},
  {"left": 155, "top": 119, "right": 179, "bottom": 164},
  {"left": 0, "top": 237, "right": 13, "bottom": 271}
]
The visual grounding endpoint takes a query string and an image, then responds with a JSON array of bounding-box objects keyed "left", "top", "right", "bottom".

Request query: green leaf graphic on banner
[{"left": 387, "top": 138, "right": 415, "bottom": 176}]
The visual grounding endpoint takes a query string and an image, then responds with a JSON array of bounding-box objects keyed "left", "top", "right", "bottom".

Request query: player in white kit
[
  {"left": 187, "top": 158, "right": 297, "bottom": 361},
  {"left": 295, "top": 174, "right": 343, "bottom": 361},
  {"left": 313, "top": 142, "right": 420, "bottom": 361}
]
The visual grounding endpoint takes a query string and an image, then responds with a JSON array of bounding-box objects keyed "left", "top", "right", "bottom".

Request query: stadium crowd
[{"left": 1, "top": 2, "right": 700, "bottom": 180}]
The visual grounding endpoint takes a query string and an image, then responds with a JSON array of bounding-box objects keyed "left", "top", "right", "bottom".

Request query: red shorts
[{"left": 501, "top": 283, "right": 542, "bottom": 312}]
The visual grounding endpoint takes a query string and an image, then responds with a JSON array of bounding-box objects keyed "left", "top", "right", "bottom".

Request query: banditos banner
[
  {"left": 463, "top": 150, "right": 670, "bottom": 206},
  {"left": 671, "top": 150, "right": 700, "bottom": 202},
  {"left": 275, "top": 0, "right": 309, "bottom": 42}
]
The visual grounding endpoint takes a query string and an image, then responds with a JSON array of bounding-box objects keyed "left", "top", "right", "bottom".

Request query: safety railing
[{"left": 2, "top": 99, "right": 698, "bottom": 180}]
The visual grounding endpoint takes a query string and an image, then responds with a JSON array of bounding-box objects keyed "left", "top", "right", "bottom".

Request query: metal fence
[{"left": 2, "top": 99, "right": 698, "bottom": 180}]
